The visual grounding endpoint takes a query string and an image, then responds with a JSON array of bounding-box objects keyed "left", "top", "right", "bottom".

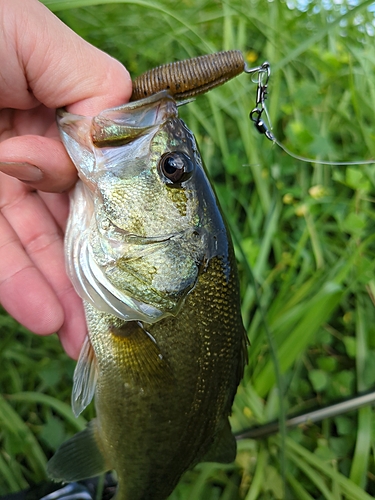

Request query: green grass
[{"left": 2, "top": 0, "right": 375, "bottom": 498}]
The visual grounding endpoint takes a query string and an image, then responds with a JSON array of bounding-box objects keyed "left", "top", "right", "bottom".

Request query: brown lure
[{"left": 131, "top": 50, "right": 245, "bottom": 101}]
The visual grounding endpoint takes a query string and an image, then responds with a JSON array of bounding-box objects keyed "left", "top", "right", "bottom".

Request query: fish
[{"left": 47, "top": 90, "right": 247, "bottom": 500}]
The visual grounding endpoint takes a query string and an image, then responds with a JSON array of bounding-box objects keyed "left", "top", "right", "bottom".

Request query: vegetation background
[{"left": 1, "top": 0, "right": 375, "bottom": 498}]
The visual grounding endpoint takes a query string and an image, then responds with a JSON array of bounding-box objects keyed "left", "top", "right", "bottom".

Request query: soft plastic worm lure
[
  {"left": 131, "top": 50, "right": 246, "bottom": 101},
  {"left": 89, "top": 51, "right": 268, "bottom": 147}
]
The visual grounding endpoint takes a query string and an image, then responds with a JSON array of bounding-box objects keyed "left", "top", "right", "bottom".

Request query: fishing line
[
  {"left": 272, "top": 137, "right": 375, "bottom": 166},
  {"left": 248, "top": 62, "right": 375, "bottom": 166}
]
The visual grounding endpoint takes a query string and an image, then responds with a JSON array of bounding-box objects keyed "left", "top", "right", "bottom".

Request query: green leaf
[
  {"left": 334, "top": 416, "right": 354, "bottom": 436},
  {"left": 39, "top": 416, "right": 67, "bottom": 451},
  {"left": 264, "top": 465, "right": 284, "bottom": 499},
  {"left": 343, "top": 336, "right": 356, "bottom": 358},
  {"left": 340, "top": 212, "right": 367, "bottom": 237},
  {"left": 345, "top": 167, "right": 371, "bottom": 192},
  {"left": 308, "top": 370, "right": 328, "bottom": 393}
]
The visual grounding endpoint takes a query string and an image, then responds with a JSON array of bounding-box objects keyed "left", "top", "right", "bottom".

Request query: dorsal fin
[{"left": 72, "top": 336, "right": 98, "bottom": 417}]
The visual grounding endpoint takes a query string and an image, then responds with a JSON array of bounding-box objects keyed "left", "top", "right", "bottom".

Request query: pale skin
[{"left": 0, "top": 0, "right": 132, "bottom": 358}]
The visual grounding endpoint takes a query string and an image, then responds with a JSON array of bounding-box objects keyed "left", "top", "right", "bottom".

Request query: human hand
[{"left": 0, "top": 0, "right": 132, "bottom": 358}]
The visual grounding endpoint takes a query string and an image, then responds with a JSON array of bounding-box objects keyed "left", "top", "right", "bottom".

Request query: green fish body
[{"left": 47, "top": 92, "right": 247, "bottom": 500}]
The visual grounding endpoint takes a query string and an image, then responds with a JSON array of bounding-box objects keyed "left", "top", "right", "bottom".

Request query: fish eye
[{"left": 159, "top": 152, "right": 194, "bottom": 186}]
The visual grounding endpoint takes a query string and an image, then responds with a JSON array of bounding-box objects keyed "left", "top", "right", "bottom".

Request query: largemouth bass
[{"left": 47, "top": 91, "right": 247, "bottom": 500}]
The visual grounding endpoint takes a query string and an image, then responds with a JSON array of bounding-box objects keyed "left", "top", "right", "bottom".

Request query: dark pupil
[
  {"left": 164, "top": 157, "right": 181, "bottom": 175},
  {"left": 162, "top": 155, "right": 185, "bottom": 182}
]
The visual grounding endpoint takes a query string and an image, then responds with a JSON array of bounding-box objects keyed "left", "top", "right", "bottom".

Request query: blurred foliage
[{"left": 2, "top": 0, "right": 375, "bottom": 498}]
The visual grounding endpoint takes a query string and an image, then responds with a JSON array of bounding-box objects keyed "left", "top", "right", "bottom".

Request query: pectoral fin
[
  {"left": 201, "top": 419, "right": 237, "bottom": 464},
  {"left": 72, "top": 336, "right": 98, "bottom": 417},
  {"left": 47, "top": 420, "right": 109, "bottom": 482},
  {"left": 110, "top": 321, "right": 174, "bottom": 387}
]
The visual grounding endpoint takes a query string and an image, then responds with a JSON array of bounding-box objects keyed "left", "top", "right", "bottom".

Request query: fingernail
[{"left": 0, "top": 162, "right": 43, "bottom": 182}]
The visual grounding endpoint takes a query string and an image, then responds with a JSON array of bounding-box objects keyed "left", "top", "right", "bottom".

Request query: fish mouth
[
  {"left": 118, "top": 232, "right": 177, "bottom": 245},
  {"left": 101, "top": 222, "right": 202, "bottom": 248}
]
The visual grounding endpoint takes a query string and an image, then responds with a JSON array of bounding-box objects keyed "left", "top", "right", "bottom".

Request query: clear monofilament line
[
  {"left": 272, "top": 136, "right": 375, "bottom": 166},
  {"left": 257, "top": 102, "right": 375, "bottom": 166}
]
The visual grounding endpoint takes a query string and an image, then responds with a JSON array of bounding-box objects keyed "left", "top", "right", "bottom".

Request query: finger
[
  {"left": 0, "top": 210, "right": 64, "bottom": 334},
  {"left": 0, "top": 106, "right": 55, "bottom": 138},
  {"left": 34, "top": 191, "right": 88, "bottom": 358},
  {"left": 0, "top": 175, "right": 86, "bottom": 357},
  {"left": 0, "top": 208, "right": 86, "bottom": 358},
  {"left": 0, "top": 135, "right": 78, "bottom": 192},
  {"left": 57, "top": 293, "right": 87, "bottom": 360},
  {"left": 2, "top": 0, "right": 132, "bottom": 115},
  {"left": 38, "top": 191, "right": 70, "bottom": 232}
]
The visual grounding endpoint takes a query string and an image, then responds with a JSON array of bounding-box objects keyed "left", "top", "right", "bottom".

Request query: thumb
[
  {"left": 0, "top": 0, "right": 132, "bottom": 192},
  {"left": 1, "top": 0, "right": 132, "bottom": 115}
]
